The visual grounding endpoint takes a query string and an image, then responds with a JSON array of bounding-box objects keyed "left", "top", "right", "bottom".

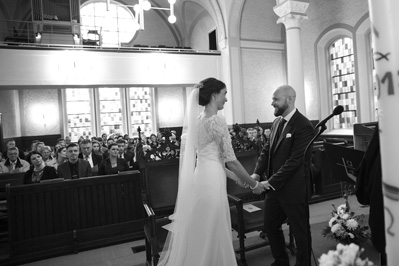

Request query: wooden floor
[{"left": 9, "top": 195, "right": 374, "bottom": 266}]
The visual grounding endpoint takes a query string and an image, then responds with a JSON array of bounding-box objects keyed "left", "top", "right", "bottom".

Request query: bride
[{"left": 158, "top": 78, "right": 265, "bottom": 266}]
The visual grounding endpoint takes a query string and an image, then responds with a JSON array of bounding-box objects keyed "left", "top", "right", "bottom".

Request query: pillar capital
[{"left": 274, "top": 0, "right": 309, "bottom": 29}]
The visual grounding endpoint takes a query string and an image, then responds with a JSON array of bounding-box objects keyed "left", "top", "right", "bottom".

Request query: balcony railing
[{"left": 0, "top": 19, "right": 221, "bottom": 55}]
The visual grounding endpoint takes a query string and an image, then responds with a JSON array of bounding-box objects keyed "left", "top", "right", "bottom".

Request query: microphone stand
[
  {"left": 304, "top": 122, "right": 330, "bottom": 266},
  {"left": 303, "top": 123, "right": 327, "bottom": 196}
]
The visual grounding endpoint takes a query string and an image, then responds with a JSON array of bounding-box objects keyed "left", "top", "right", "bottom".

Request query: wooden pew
[
  {"left": 4, "top": 171, "right": 144, "bottom": 265},
  {"left": 0, "top": 172, "right": 25, "bottom": 201}
]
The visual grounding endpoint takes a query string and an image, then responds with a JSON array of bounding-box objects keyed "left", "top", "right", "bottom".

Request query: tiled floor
[{"left": 20, "top": 195, "right": 371, "bottom": 266}]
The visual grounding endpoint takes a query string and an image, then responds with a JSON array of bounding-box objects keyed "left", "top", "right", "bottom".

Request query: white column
[
  {"left": 274, "top": 0, "right": 309, "bottom": 115},
  {"left": 368, "top": 0, "right": 399, "bottom": 265}
]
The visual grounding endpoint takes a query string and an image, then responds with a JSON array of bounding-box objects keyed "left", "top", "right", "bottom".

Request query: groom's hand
[
  {"left": 252, "top": 184, "right": 265, "bottom": 194},
  {"left": 260, "top": 181, "right": 275, "bottom": 191}
]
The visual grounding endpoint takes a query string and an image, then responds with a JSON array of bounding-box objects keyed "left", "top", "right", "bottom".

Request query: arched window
[
  {"left": 329, "top": 37, "right": 357, "bottom": 129},
  {"left": 81, "top": 1, "right": 138, "bottom": 47}
]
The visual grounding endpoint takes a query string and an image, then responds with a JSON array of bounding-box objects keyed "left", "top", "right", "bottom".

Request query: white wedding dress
[{"left": 158, "top": 114, "right": 238, "bottom": 266}]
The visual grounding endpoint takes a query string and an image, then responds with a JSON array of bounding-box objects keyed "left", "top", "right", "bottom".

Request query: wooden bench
[
  {"left": 2, "top": 171, "right": 144, "bottom": 265},
  {"left": 0, "top": 172, "right": 25, "bottom": 201}
]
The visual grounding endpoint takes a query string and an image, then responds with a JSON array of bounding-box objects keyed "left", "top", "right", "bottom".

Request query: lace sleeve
[{"left": 210, "top": 116, "right": 237, "bottom": 162}]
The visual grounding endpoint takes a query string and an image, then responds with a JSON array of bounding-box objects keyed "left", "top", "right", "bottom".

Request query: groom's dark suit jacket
[
  {"left": 253, "top": 109, "right": 314, "bottom": 203},
  {"left": 253, "top": 109, "right": 314, "bottom": 266}
]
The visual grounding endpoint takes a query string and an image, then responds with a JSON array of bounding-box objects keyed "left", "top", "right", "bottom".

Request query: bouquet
[
  {"left": 319, "top": 243, "right": 374, "bottom": 266},
  {"left": 322, "top": 186, "right": 370, "bottom": 245}
]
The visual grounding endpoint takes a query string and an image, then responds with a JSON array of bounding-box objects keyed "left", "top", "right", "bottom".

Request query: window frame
[
  {"left": 316, "top": 21, "right": 375, "bottom": 133},
  {"left": 80, "top": 0, "right": 138, "bottom": 47},
  {"left": 63, "top": 87, "right": 157, "bottom": 141}
]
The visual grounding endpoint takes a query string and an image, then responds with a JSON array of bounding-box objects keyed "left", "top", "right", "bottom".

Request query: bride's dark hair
[{"left": 197, "top": 77, "right": 226, "bottom": 106}]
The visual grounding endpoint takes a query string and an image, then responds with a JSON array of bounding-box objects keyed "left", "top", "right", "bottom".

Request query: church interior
[{"left": 0, "top": 0, "right": 394, "bottom": 265}]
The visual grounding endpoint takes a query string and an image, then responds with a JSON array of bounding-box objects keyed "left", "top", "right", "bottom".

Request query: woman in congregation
[
  {"left": 97, "top": 143, "right": 129, "bottom": 175},
  {"left": 158, "top": 78, "right": 265, "bottom": 266},
  {"left": 92, "top": 140, "right": 103, "bottom": 156},
  {"left": 40, "top": 146, "right": 54, "bottom": 166},
  {"left": 50, "top": 146, "right": 68, "bottom": 170},
  {"left": 23, "top": 151, "right": 58, "bottom": 184}
]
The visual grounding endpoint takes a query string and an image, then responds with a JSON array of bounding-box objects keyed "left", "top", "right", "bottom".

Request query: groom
[{"left": 252, "top": 85, "right": 314, "bottom": 266}]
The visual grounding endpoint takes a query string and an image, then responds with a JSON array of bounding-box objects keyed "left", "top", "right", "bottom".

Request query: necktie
[
  {"left": 274, "top": 118, "right": 286, "bottom": 142},
  {"left": 9, "top": 162, "right": 16, "bottom": 172}
]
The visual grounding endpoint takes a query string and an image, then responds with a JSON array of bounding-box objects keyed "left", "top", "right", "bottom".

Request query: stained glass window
[
  {"left": 129, "top": 87, "right": 153, "bottom": 136},
  {"left": 65, "top": 88, "right": 93, "bottom": 142},
  {"left": 330, "top": 37, "right": 357, "bottom": 129},
  {"left": 99, "top": 87, "right": 123, "bottom": 135},
  {"left": 64, "top": 87, "right": 155, "bottom": 139}
]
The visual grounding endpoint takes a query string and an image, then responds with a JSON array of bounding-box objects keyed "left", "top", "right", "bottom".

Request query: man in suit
[
  {"left": 78, "top": 139, "right": 103, "bottom": 175},
  {"left": 116, "top": 139, "right": 134, "bottom": 167},
  {"left": 0, "top": 147, "right": 30, "bottom": 173},
  {"left": 5, "top": 139, "right": 26, "bottom": 160},
  {"left": 252, "top": 85, "right": 314, "bottom": 266},
  {"left": 58, "top": 143, "right": 92, "bottom": 179}
]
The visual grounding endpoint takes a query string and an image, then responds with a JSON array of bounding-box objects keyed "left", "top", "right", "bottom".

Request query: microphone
[{"left": 315, "top": 105, "right": 344, "bottom": 128}]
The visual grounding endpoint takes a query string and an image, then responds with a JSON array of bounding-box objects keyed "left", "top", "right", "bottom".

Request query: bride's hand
[{"left": 225, "top": 168, "right": 248, "bottom": 188}]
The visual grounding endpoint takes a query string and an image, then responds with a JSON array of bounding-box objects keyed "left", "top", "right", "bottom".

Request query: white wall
[{"left": 0, "top": 48, "right": 221, "bottom": 87}]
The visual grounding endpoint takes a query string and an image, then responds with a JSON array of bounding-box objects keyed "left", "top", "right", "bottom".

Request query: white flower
[
  {"left": 342, "top": 213, "right": 350, "bottom": 220},
  {"left": 340, "top": 243, "right": 360, "bottom": 265},
  {"left": 318, "top": 250, "right": 340, "bottom": 266},
  {"left": 320, "top": 244, "right": 374, "bottom": 266},
  {"left": 348, "top": 233, "right": 355, "bottom": 239},
  {"left": 331, "top": 223, "right": 345, "bottom": 236},
  {"left": 346, "top": 219, "right": 359, "bottom": 230},
  {"left": 337, "top": 204, "right": 347, "bottom": 214}
]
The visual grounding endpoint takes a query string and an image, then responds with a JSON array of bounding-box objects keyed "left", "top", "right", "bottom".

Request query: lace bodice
[{"left": 196, "top": 115, "right": 236, "bottom": 162}]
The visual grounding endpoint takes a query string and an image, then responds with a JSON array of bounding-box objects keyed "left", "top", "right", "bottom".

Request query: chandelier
[{"left": 106, "top": 0, "right": 177, "bottom": 31}]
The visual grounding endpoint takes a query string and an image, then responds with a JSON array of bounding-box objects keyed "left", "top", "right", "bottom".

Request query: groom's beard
[{"left": 274, "top": 102, "right": 288, "bottom": 117}]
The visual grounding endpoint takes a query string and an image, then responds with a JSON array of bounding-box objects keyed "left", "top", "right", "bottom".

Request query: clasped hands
[{"left": 250, "top": 174, "right": 274, "bottom": 194}]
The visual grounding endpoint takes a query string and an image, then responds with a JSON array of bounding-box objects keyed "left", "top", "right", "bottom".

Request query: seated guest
[
  {"left": 78, "top": 139, "right": 103, "bottom": 175},
  {"left": 57, "top": 138, "right": 66, "bottom": 147},
  {"left": 65, "top": 136, "right": 72, "bottom": 146},
  {"left": 102, "top": 137, "right": 115, "bottom": 159},
  {"left": 24, "top": 151, "right": 58, "bottom": 184},
  {"left": 169, "top": 132, "right": 179, "bottom": 146},
  {"left": 26, "top": 141, "right": 45, "bottom": 164},
  {"left": 77, "top": 136, "right": 85, "bottom": 145},
  {"left": 35, "top": 142, "right": 45, "bottom": 153},
  {"left": 97, "top": 137, "right": 107, "bottom": 154},
  {"left": 116, "top": 139, "right": 134, "bottom": 166},
  {"left": 53, "top": 144, "right": 62, "bottom": 157},
  {"left": 40, "top": 146, "right": 54, "bottom": 165},
  {"left": 5, "top": 139, "right": 25, "bottom": 160},
  {"left": 92, "top": 140, "right": 103, "bottom": 156},
  {"left": 50, "top": 146, "right": 68, "bottom": 170},
  {"left": 157, "top": 132, "right": 165, "bottom": 145},
  {"left": 57, "top": 143, "right": 92, "bottom": 179},
  {"left": 149, "top": 134, "right": 159, "bottom": 149},
  {"left": 98, "top": 143, "right": 129, "bottom": 175},
  {"left": 101, "top": 133, "right": 108, "bottom": 146},
  {"left": 0, "top": 147, "right": 30, "bottom": 174}
]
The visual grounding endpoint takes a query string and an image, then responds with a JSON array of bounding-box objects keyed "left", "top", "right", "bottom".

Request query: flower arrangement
[
  {"left": 319, "top": 243, "right": 374, "bottom": 266},
  {"left": 322, "top": 185, "right": 370, "bottom": 245}
]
